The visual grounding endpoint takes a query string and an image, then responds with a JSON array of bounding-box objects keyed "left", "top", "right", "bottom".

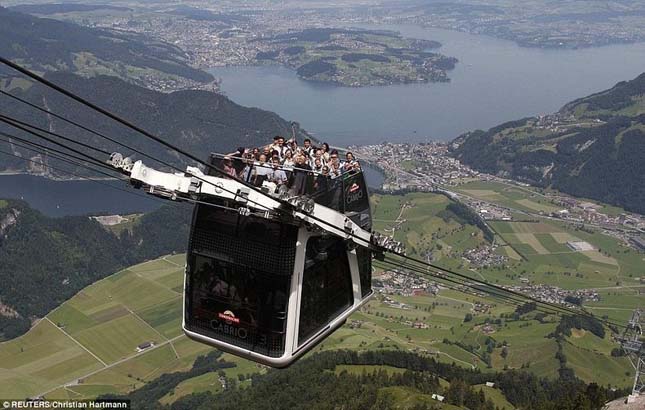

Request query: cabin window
[
  {"left": 298, "top": 237, "right": 353, "bottom": 345},
  {"left": 186, "top": 205, "right": 298, "bottom": 357},
  {"left": 187, "top": 254, "right": 290, "bottom": 357}
]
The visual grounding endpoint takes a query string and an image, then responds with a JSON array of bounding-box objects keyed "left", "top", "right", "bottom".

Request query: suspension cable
[
  {"left": 0, "top": 116, "right": 116, "bottom": 171},
  {"left": 0, "top": 148, "right": 164, "bottom": 204},
  {"left": 0, "top": 131, "right": 121, "bottom": 176}
]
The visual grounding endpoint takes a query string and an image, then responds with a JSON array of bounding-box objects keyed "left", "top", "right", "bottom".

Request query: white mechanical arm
[{"left": 108, "top": 154, "right": 393, "bottom": 252}]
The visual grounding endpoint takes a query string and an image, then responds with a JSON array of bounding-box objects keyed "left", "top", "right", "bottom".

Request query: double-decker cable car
[{"left": 109, "top": 152, "right": 400, "bottom": 367}]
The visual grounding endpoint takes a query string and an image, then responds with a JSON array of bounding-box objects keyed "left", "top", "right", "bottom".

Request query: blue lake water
[
  {"left": 210, "top": 24, "right": 645, "bottom": 146},
  {"left": 0, "top": 174, "right": 162, "bottom": 217}
]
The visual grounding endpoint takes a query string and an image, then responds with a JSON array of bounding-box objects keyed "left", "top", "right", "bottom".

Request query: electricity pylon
[{"left": 617, "top": 309, "right": 644, "bottom": 401}]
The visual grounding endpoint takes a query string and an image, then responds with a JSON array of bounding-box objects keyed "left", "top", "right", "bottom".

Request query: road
[{"left": 36, "top": 334, "right": 185, "bottom": 398}]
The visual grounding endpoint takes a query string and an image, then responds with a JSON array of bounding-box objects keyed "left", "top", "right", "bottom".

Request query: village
[{"left": 351, "top": 142, "right": 645, "bottom": 251}]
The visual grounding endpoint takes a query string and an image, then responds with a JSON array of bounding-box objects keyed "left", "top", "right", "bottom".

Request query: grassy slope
[{"left": 452, "top": 73, "right": 645, "bottom": 214}]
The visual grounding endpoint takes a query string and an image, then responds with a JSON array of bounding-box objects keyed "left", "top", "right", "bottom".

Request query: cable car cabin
[{"left": 180, "top": 154, "right": 374, "bottom": 367}]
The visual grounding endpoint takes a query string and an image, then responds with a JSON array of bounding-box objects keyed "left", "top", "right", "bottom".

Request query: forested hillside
[
  {"left": 452, "top": 73, "right": 645, "bottom": 214},
  {"left": 0, "top": 200, "right": 191, "bottom": 340},
  {"left": 0, "top": 6, "right": 212, "bottom": 87},
  {"left": 0, "top": 72, "right": 304, "bottom": 175},
  {"left": 104, "top": 350, "right": 623, "bottom": 410}
]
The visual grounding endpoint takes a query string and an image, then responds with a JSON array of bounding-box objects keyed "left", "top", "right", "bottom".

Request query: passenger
[
  {"left": 328, "top": 152, "right": 341, "bottom": 178},
  {"left": 269, "top": 157, "right": 288, "bottom": 186},
  {"left": 302, "top": 138, "right": 314, "bottom": 159},
  {"left": 314, "top": 149, "right": 326, "bottom": 166},
  {"left": 286, "top": 137, "right": 298, "bottom": 155},
  {"left": 223, "top": 156, "right": 237, "bottom": 177},
  {"left": 342, "top": 151, "right": 360, "bottom": 173},
  {"left": 315, "top": 165, "right": 331, "bottom": 193},
  {"left": 290, "top": 154, "right": 312, "bottom": 195},
  {"left": 254, "top": 153, "right": 272, "bottom": 186},
  {"left": 230, "top": 147, "right": 247, "bottom": 174},
  {"left": 270, "top": 136, "right": 286, "bottom": 160},
  {"left": 251, "top": 147, "right": 260, "bottom": 160},
  {"left": 262, "top": 145, "right": 272, "bottom": 160},
  {"left": 282, "top": 149, "right": 295, "bottom": 167},
  {"left": 312, "top": 157, "right": 324, "bottom": 173},
  {"left": 241, "top": 155, "right": 254, "bottom": 182},
  {"left": 321, "top": 142, "right": 331, "bottom": 163}
]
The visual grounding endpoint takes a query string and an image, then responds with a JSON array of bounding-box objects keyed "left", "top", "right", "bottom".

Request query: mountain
[
  {"left": 8, "top": 4, "right": 132, "bottom": 15},
  {"left": 451, "top": 73, "right": 645, "bottom": 214},
  {"left": 0, "top": 6, "right": 212, "bottom": 89},
  {"left": 0, "top": 71, "right": 304, "bottom": 175},
  {"left": 0, "top": 199, "right": 191, "bottom": 341}
]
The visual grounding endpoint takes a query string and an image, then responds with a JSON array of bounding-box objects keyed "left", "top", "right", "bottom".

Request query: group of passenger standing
[{"left": 221, "top": 135, "right": 361, "bottom": 195}]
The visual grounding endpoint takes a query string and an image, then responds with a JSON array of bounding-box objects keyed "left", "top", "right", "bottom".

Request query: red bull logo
[{"left": 218, "top": 310, "right": 240, "bottom": 324}]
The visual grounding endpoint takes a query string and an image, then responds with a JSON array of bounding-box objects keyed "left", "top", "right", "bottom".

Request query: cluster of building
[
  {"left": 78, "top": 12, "right": 258, "bottom": 69},
  {"left": 531, "top": 114, "right": 604, "bottom": 133},
  {"left": 473, "top": 302, "right": 492, "bottom": 315},
  {"left": 397, "top": 3, "right": 645, "bottom": 49},
  {"left": 382, "top": 296, "right": 412, "bottom": 310},
  {"left": 548, "top": 197, "right": 645, "bottom": 250},
  {"left": 351, "top": 142, "right": 479, "bottom": 191},
  {"left": 463, "top": 246, "right": 508, "bottom": 268},
  {"left": 503, "top": 284, "right": 600, "bottom": 306},
  {"left": 553, "top": 197, "right": 645, "bottom": 227},
  {"left": 463, "top": 198, "right": 513, "bottom": 221},
  {"left": 374, "top": 270, "right": 440, "bottom": 297}
]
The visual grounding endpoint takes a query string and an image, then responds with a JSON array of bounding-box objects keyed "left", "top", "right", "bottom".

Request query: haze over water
[{"left": 210, "top": 24, "right": 645, "bottom": 146}]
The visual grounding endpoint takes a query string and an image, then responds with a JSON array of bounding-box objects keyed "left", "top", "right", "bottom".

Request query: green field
[
  {"left": 484, "top": 218, "right": 641, "bottom": 290},
  {"left": 0, "top": 256, "right": 208, "bottom": 400},
  {"left": 371, "top": 192, "right": 488, "bottom": 265},
  {"left": 453, "top": 181, "right": 560, "bottom": 215}
]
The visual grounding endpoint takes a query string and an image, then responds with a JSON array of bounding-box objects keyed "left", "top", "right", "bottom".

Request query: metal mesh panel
[{"left": 190, "top": 226, "right": 296, "bottom": 275}]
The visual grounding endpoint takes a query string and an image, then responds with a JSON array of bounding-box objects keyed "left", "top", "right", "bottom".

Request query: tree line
[{"left": 109, "top": 349, "right": 626, "bottom": 410}]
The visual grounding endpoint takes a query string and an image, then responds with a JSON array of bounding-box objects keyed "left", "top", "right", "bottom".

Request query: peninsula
[{"left": 253, "top": 28, "right": 457, "bottom": 87}]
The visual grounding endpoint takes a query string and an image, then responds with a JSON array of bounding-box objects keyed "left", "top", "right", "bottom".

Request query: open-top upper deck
[{"left": 207, "top": 152, "right": 372, "bottom": 230}]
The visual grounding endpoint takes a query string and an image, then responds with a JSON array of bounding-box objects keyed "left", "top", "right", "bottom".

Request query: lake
[
  {"left": 209, "top": 24, "right": 645, "bottom": 146},
  {"left": 0, "top": 174, "right": 163, "bottom": 217}
]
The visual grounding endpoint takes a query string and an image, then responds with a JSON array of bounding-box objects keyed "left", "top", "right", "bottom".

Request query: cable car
[{"left": 109, "top": 152, "right": 400, "bottom": 367}]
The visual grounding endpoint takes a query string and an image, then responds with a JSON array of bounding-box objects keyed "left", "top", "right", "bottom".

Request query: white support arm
[{"left": 109, "top": 155, "right": 396, "bottom": 253}]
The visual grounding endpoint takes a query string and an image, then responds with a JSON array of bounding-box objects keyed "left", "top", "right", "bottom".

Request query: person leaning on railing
[
  {"left": 342, "top": 151, "right": 360, "bottom": 173},
  {"left": 314, "top": 165, "right": 331, "bottom": 193},
  {"left": 269, "top": 157, "right": 288, "bottom": 186},
  {"left": 253, "top": 153, "right": 272, "bottom": 186},
  {"left": 289, "top": 154, "right": 313, "bottom": 195}
]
